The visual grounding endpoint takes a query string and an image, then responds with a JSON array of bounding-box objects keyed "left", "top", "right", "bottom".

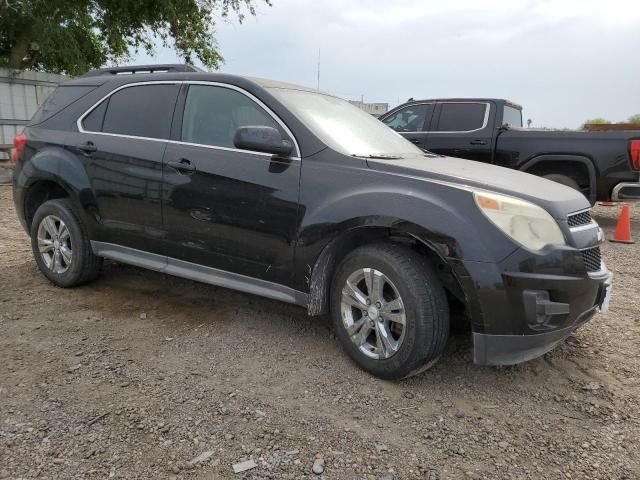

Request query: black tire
[
  {"left": 30, "top": 199, "right": 102, "bottom": 288},
  {"left": 330, "top": 243, "right": 449, "bottom": 380},
  {"left": 542, "top": 174, "right": 580, "bottom": 192}
]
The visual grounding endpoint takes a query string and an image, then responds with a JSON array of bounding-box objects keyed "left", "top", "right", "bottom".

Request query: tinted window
[
  {"left": 100, "top": 84, "right": 178, "bottom": 139},
  {"left": 435, "top": 103, "right": 487, "bottom": 132},
  {"left": 82, "top": 99, "right": 108, "bottom": 132},
  {"left": 181, "top": 85, "right": 280, "bottom": 148},
  {"left": 503, "top": 105, "right": 522, "bottom": 127},
  {"left": 31, "top": 86, "right": 96, "bottom": 125},
  {"left": 383, "top": 104, "right": 430, "bottom": 132}
]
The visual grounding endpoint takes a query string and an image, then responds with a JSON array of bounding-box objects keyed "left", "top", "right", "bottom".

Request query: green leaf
[{"left": 0, "top": 0, "right": 271, "bottom": 74}]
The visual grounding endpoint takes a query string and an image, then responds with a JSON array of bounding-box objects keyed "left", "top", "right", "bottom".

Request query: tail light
[
  {"left": 631, "top": 140, "right": 640, "bottom": 171},
  {"left": 11, "top": 132, "right": 27, "bottom": 164}
]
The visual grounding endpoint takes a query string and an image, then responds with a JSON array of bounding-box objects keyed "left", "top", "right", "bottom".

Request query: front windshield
[{"left": 268, "top": 88, "right": 423, "bottom": 158}]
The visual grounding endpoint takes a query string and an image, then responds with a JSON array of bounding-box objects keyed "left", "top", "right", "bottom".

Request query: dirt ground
[{"left": 1, "top": 184, "right": 639, "bottom": 480}]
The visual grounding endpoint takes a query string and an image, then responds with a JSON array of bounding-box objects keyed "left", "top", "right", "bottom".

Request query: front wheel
[{"left": 330, "top": 243, "right": 449, "bottom": 380}]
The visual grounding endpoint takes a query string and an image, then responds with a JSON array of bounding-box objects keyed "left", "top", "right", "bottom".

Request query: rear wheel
[
  {"left": 542, "top": 173, "right": 580, "bottom": 192},
  {"left": 30, "top": 199, "right": 102, "bottom": 287},
  {"left": 330, "top": 243, "right": 449, "bottom": 379}
]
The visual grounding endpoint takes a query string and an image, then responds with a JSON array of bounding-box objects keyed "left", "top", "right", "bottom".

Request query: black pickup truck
[{"left": 380, "top": 99, "right": 640, "bottom": 204}]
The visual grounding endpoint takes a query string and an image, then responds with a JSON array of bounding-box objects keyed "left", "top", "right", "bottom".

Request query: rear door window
[
  {"left": 434, "top": 103, "right": 488, "bottom": 132},
  {"left": 83, "top": 84, "right": 179, "bottom": 140},
  {"left": 382, "top": 104, "right": 432, "bottom": 132}
]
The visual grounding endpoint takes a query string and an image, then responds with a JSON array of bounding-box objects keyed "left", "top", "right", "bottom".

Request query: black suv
[{"left": 12, "top": 64, "right": 612, "bottom": 379}]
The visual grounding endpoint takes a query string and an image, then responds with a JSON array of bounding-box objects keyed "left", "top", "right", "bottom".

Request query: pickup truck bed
[{"left": 380, "top": 98, "right": 640, "bottom": 203}]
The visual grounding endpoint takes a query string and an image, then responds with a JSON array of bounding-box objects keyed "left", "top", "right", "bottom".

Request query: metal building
[
  {"left": 0, "top": 69, "right": 67, "bottom": 159},
  {"left": 348, "top": 100, "right": 389, "bottom": 118}
]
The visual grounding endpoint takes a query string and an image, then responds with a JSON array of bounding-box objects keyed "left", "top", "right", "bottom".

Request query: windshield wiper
[{"left": 352, "top": 154, "right": 402, "bottom": 160}]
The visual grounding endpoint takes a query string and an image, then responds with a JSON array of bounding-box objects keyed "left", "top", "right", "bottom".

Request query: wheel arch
[
  {"left": 17, "top": 147, "right": 96, "bottom": 233},
  {"left": 23, "top": 180, "right": 71, "bottom": 232},
  {"left": 520, "top": 154, "right": 597, "bottom": 204},
  {"left": 306, "top": 223, "right": 469, "bottom": 318}
]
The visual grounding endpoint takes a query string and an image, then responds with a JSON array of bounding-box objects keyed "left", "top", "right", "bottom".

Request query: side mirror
[{"left": 233, "top": 126, "right": 294, "bottom": 156}]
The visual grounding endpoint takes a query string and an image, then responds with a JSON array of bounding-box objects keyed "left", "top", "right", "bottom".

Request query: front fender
[
  {"left": 294, "top": 158, "right": 519, "bottom": 294},
  {"left": 297, "top": 185, "right": 516, "bottom": 263}
]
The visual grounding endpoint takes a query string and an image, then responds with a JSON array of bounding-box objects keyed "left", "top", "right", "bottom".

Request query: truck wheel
[
  {"left": 542, "top": 174, "right": 580, "bottom": 192},
  {"left": 30, "top": 199, "right": 102, "bottom": 288},
  {"left": 330, "top": 243, "right": 449, "bottom": 380}
]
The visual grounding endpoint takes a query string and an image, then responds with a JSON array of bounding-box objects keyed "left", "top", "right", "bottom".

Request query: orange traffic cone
[{"left": 610, "top": 204, "right": 634, "bottom": 244}]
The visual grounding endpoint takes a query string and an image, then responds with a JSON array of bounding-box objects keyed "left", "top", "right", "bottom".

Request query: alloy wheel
[
  {"left": 340, "top": 268, "right": 406, "bottom": 359},
  {"left": 37, "top": 215, "right": 72, "bottom": 274}
]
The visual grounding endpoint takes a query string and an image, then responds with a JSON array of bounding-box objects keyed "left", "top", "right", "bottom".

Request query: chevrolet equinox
[{"left": 12, "top": 64, "right": 612, "bottom": 379}]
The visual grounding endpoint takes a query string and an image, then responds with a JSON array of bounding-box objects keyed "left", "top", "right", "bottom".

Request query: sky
[{"left": 134, "top": 0, "right": 640, "bottom": 129}]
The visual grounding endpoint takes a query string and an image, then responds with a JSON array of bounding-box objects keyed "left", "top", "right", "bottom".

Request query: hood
[{"left": 366, "top": 154, "right": 590, "bottom": 220}]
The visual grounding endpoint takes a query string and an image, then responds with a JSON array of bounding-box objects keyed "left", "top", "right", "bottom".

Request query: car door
[
  {"left": 425, "top": 101, "right": 496, "bottom": 163},
  {"left": 71, "top": 82, "right": 180, "bottom": 254},
  {"left": 161, "top": 83, "right": 301, "bottom": 287},
  {"left": 380, "top": 103, "right": 434, "bottom": 148}
]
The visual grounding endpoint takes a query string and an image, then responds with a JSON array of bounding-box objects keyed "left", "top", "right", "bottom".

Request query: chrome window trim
[
  {"left": 76, "top": 80, "right": 302, "bottom": 160},
  {"left": 431, "top": 101, "right": 491, "bottom": 134},
  {"left": 384, "top": 101, "right": 491, "bottom": 134}
]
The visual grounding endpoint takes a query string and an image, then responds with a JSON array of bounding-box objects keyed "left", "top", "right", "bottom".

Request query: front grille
[
  {"left": 581, "top": 246, "right": 602, "bottom": 272},
  {"left": 568, "top": 210, "right": 592, "bottom": 227}
]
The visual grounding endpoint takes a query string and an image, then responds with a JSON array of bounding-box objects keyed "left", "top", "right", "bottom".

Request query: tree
[
  {"left": 628, "top": 114, "right": 640, "bottom": 125},
  {"left": 584, "top": 118, "right": 611, "bottom": 125},
  {"left": 580, "top": 118, "right": 610, "bottom": 130},
  {"left": 0, "top": 0, "right": 271, "bottom": 75}
]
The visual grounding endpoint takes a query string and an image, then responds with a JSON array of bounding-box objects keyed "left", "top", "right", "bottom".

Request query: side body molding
[{"left": 91, "top": 241, "right": 309, "bottom": 306}]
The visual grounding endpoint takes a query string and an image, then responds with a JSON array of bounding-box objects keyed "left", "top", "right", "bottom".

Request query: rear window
[
  {"left": 82, "top": 84, "right": 179, "bottom": 140},
  {"left": 434, "top": 103, "right": 488, "bottom": 132},
  {"left": 30, "top": 85, "right": 96, "bottom": 125}
]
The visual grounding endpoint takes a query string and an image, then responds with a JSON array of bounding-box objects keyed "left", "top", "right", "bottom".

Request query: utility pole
[{"left": 317, "top": 49, "right": 320, "bottom": 90}]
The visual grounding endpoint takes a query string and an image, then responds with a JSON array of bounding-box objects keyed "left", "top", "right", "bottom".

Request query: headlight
[{"left": 473, "top": 191, "right": 566, "bottom": 251}]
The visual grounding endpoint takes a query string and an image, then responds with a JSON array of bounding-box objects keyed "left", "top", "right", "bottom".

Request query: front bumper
[
  {"left": 611, "top": 181, "right": 640, "bottom": 201},
  {"left": 456, "top": 241, "right": 612, "bottom": 365},
  {"left": 472, "top": 270, "right": 611, "bottom": 365}
]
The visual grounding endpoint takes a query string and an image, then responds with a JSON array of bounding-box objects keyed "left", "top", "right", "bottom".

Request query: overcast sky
[{"left": 135, "top": 0, "right": 640, "bottom": 129}]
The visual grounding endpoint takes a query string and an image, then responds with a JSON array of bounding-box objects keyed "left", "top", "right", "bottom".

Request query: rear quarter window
[
  {"left": 81, "top": 99, "right": 108, "bottom": 132},
  {"left": 30, "top": 85, "right": 97, "bottom": 125}
]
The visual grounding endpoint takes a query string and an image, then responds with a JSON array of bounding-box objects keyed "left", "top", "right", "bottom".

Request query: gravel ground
[{"left": 1, "top": 184, "right": 639, "bottom": 480}]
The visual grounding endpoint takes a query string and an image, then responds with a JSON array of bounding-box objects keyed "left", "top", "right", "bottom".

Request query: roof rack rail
[{"left": 82, "top": 64, "right": 204, "bottom": 78}]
